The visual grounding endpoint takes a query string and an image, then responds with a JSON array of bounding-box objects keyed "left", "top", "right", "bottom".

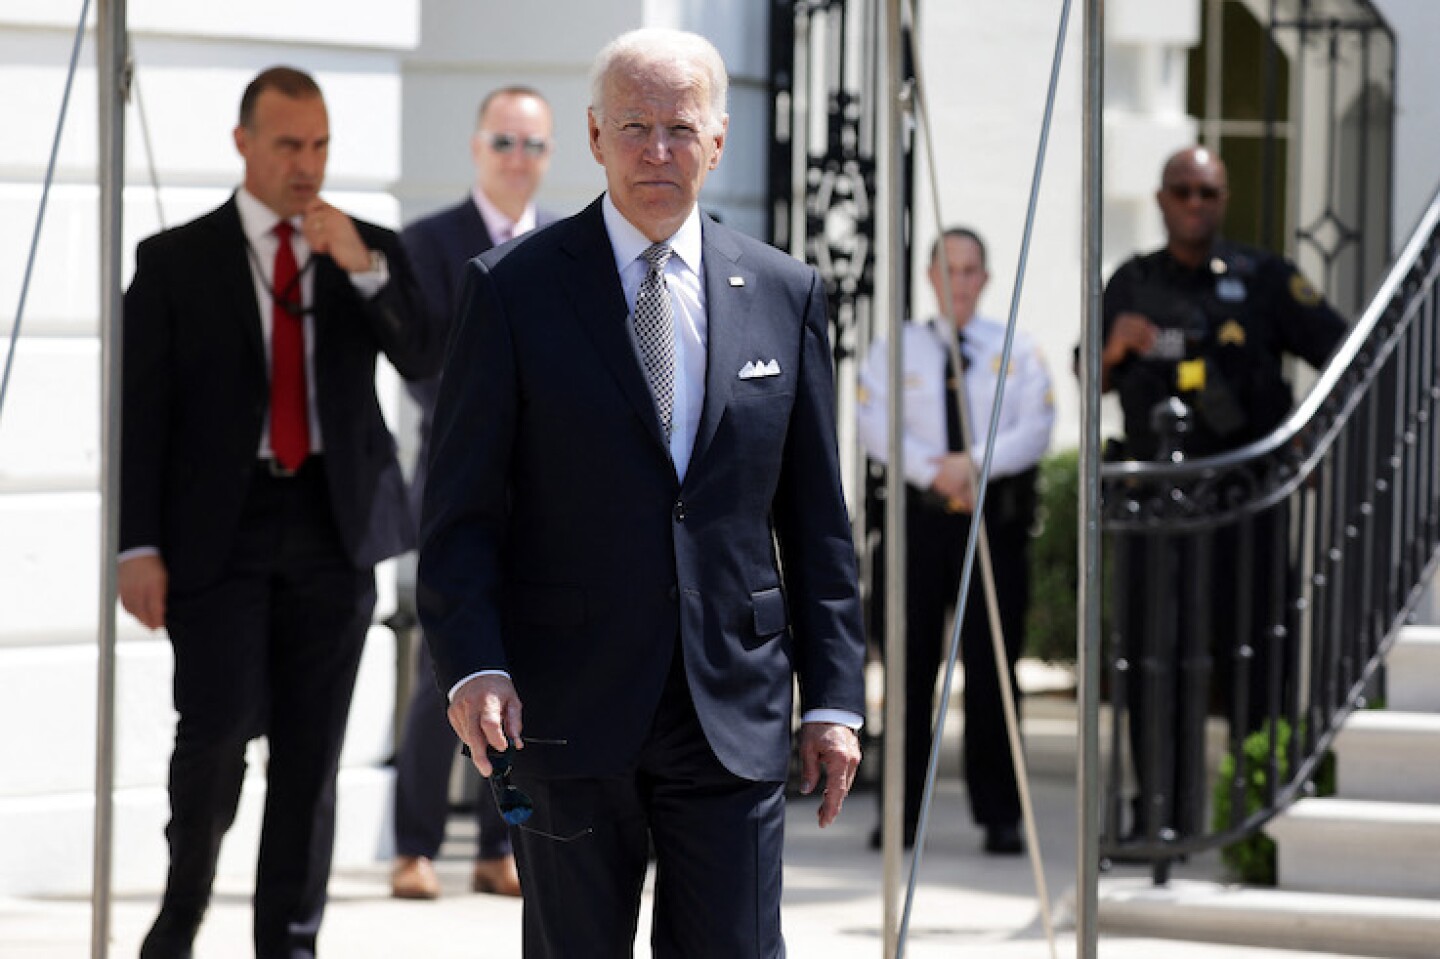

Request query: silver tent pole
[
  {"left": 879, "top": 0, "right": 908, "bottom": 954},
  {"left": 92, "top": 1, "right": 127, "bottom": 956},
  {"left": 1077, "top": 0, "right": 1104, "bottom": 957}
]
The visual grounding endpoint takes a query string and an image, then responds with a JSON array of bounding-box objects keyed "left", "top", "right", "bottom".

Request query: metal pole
[
  {"left": 880, "top": 0, "right": 908, "bottom": 953},
  {"left": 896, "top": 4, "right": 1072, "bottom": 957},
  {"left": 1077, "top": 0, "right": 1104, "bottom": 957},
  {"left": 93, "top": 1, "right": 127, "bottom": 956}
]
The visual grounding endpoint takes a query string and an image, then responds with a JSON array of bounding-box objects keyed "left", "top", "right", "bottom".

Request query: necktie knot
[
  {"left": 274, "top": 220, "right": 294, "bottom": 242},
  {"left": 641, "top": 242, "right": 673, "bottom": 274}
]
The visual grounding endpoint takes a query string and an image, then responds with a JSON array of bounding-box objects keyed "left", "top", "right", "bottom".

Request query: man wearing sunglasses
[
  {"left": 1098, "top": 146, "right": 1348, "bottom": 844},
  {"left": 420, "top": 28, "right": 865, "bottom": 958},
  {"left": 1101, "top": 145, "right": 1346, "bottom": 459},
  {"left": 389, "top": 86, "right": 556, "bottom": 903}
]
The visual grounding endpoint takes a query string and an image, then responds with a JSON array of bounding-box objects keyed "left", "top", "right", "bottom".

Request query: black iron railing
[{"left": 1099, "top": 184, "right": 1440, "bottom": 880}]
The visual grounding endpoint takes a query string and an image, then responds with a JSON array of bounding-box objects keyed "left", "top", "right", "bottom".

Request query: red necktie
[{"left": 270, "top": 221, "right": 309, "bottom": 470}]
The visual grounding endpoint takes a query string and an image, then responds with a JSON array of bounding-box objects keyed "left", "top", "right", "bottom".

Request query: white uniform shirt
[{"left": 857, "top": 315, "right": 1054, "bottom": 489}]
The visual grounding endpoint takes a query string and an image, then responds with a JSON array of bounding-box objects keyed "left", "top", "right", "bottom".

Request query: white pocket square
[{"left": 738, "top": 359, "right": 781, "bottom": 380}]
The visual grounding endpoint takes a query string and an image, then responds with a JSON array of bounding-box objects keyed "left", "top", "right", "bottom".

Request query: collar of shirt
[
  {"left": 235, "top": 186, "right": 312, "bottom": 266},
  {"left": 472, "top": 187, "right": 536, "bottom": 244},
  {"left": 600, "top": 193, "right": 703, "bottom": 281}
]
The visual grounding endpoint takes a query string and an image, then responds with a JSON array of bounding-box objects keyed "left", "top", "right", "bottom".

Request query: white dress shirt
[
  {"left": 472, "top": 187, "right": 537, "bottom": 247},
  {"left": 857, "top": 315, "right": 1055, "bottom": 487}
]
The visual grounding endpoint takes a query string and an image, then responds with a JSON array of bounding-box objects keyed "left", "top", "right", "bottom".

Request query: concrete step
[
  {"left": 1265, "top": 798, "right": 1440, "bottom": 898},
  {"left": 1333, "top": 711, "right": 1440, "bottom": 802},
  {"left": 1389, "top": 627, "right": 1440, "bottom": 711},
  {"left": 1097, "top": 877, "right": 1440, "bottom": 959}
]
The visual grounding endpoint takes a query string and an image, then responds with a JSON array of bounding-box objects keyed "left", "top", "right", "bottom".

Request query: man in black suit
[
  {"left": 389, "top": 86, "right": 557, "bottom": 902},
  {"left": 119, "top": 66, "right": 436, "bottom": 959},
  {"left": 419, "top": 28, "right": 867, "bottom": 959}
]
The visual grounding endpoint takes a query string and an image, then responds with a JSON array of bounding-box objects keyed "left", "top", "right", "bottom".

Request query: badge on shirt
[
  {"left": 1217, "top": 319, "right": 1247, "bottom": 346},
  {"left": 1216, "top": 276, "right": 1247, "bottom": 303}
]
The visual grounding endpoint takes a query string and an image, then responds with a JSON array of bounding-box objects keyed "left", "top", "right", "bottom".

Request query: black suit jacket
[
  {"left": 121, "top": 195, "right": 439, "bottom": 591},
  {"left": 419, "top": 198, "right": 866, "bottom": 782},
  {"left": 400, "top": 196, "right": 559, "bottom": 517}
]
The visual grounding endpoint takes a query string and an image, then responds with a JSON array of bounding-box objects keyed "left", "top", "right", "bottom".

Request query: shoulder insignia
[
  {"left": 1217, "top": 319, "right": 1246, "bottom": 346},
  {"left": 1289, "top": 272, "right": 1323, "bottom": 307}
]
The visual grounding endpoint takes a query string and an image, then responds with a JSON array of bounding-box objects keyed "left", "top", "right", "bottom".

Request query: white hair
[{"left": 588, "top": 28, "right": 729, "bottom": 132}]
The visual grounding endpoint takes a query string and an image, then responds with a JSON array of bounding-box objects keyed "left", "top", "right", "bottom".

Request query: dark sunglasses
[
  {"left": 1164, "top": 182, "right": 1223, "bottom": 202},
  {"left": 481, "top": 131, "right": 551, "bottom": 157},
  {"left": 463, "top": 738, "right": 592, "bottom": 842}
]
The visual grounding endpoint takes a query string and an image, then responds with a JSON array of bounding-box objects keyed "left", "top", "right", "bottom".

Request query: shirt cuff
[
  {"left": 118, "top": 546, "right": 160, "bottom": 563},
  {"left": 801, "top": 707, "right": 864, "bottom": 730},
  {"left": 347, "top": 250, "right": 390, "bottom": 298},
  {"left": 447, "top": 669, "right": 511, "bottom": 704}
]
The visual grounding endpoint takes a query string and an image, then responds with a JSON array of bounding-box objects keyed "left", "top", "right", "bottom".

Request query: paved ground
[{"left": 1, "top": 769, "right": 1381, "bottom": 958}]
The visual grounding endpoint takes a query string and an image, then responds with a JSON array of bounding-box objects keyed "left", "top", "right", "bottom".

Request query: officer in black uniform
[
  {"left": 1102, "top": 146, "right": 1347, "bottom": 458},
  {"left": 1101, "top": 146, "right": 1347, "bottom": 843}
]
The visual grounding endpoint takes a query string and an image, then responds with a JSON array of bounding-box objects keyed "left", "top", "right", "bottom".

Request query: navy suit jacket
[
  {"left": 120, "top": 195, "right": 439, "bottom": 591},
  {"left": 418, "top": 197, "right": 866, "bottom": 782},
  {"left": 400, "top": 196, "right": 559, "bottom": 518}
]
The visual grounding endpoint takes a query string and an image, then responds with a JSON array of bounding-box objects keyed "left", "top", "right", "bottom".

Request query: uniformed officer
[
  {"left": 1102, "top": 146, "right": 1347, "bottom": 460},
  {"left": 1101, "top": 147, "right": 1348, "bottom": 844},
  {"left": 858, "top": 226, "right": 1054, "bottom": 854}
]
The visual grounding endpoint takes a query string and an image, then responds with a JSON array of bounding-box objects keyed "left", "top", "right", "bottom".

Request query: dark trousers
[
  {"left": 510, "top": 653, "right": 786, "bottom": 959},
  {"left": 874, "top": 474, "right": 1033, "bottom": 832},
  {"left": 153, "top": 460, "right": 374, "bottom": 959},
  {"left": 393, "top": 638, "right": 511, "bottom": 860}
]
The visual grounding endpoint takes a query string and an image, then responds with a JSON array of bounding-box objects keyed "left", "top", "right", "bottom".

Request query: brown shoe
[
  {"left": 472, "top": 855, "right": 521, "bottom": 897},
  {"left": 391, "top": 855, "right": 441, "bottom": 900}
]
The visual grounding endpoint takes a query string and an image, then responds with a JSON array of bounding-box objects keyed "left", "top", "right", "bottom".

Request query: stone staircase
[{"left": 1098, "top": 625, "right": 1440, "bottom": 958}]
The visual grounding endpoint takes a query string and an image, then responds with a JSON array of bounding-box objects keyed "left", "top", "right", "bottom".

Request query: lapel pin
[{"left": 728, "top": 276, "right": 745, "bottom": 287}]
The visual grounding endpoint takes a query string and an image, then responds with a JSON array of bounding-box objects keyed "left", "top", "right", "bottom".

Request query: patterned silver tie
[{"left": 633, "top": 243, "right": 677, "bottom": 436}]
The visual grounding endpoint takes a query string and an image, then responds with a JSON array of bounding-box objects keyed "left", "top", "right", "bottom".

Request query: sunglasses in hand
[{"left": 463, "top": 737, "right": 592, "bottom": 843}]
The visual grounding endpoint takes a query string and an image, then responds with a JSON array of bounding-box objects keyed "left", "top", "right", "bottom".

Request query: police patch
[
  {"left": 1218, "top": 319, "right": 1246, "bottom": 346},
  {"left": 1290, "top": 273, "right": 1323, "bottom": 307}
]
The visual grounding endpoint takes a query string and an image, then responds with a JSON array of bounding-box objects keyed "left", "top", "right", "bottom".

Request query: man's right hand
[
  {"left": 1102, "top": 311, "right": 1159, "bottom": 389},
  {"left": 447, "top": 674, "right": 524, "bottom": 778},
  {"left": 118, "top": 554, "right": 168, "bottom": 629}
]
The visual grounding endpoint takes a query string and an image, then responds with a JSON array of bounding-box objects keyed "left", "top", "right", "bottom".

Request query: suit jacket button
[{"left": 673, "top": 500, "right": 686, "bottom": 522}]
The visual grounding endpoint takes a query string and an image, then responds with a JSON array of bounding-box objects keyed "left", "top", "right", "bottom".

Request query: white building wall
[{"left": 1370, "top": 0, "right": 1440, "bottom": 245}]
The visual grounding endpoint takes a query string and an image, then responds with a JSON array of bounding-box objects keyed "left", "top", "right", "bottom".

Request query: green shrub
[
  {"left": 1211, "top": 719, "right": 1335, "bottom": 885},
  {"left": 1025, "top": 449, "right": 1080, "bottom": 663}
]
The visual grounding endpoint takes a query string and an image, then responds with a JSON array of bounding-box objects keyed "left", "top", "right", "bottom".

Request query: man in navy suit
[
  {"left": 419, "top": 28, "right": 867, "bottom": 959},
  {"left": 389, "top": 86, "right": 557, "bottom": 901},
  {"left": 119, "top": 66, "right": 436, "bottom": 958}
]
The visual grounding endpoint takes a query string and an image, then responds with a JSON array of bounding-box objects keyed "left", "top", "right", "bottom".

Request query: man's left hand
[
  {"left": 301, "top": 198, "right": 371, "bottom": 273},
  {"left": 798, "top": 721, "right": 861, "bottom": 828}
]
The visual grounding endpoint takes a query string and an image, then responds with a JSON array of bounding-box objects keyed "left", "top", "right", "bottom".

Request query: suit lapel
[
  {"left": 560, "top": 200, "right": 672, "bottom": 455},
  {"left": 456, "top": 198, "right": 494, "bottom": 255},
  {"left": 691, "top": 220, "right": 750, "bottom": 473},
  {"left": 212, "top": 198, "right": 266, "bottom": 374}
]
